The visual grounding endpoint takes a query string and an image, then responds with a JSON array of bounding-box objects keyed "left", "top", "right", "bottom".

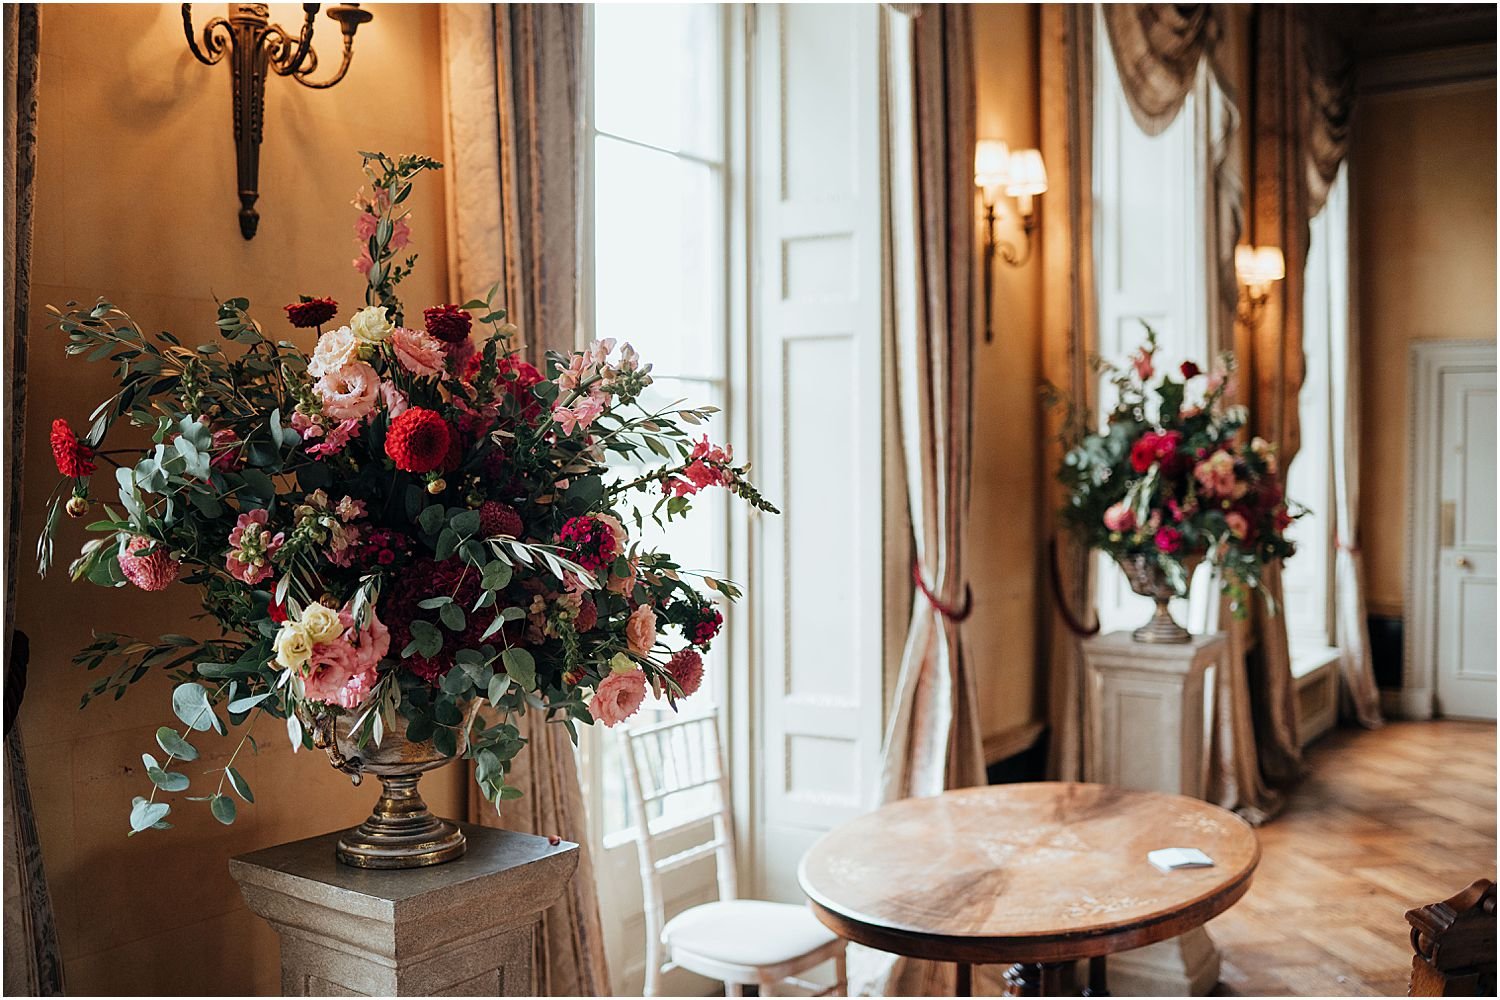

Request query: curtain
[
  {"left": 441, "top": 3, "right": 581, "bottom": 365},
  {"left": 1328, "top": 171, "right": 1383, "bottom": 728},
  {"left": 1038, "top": 4, "right": 1098, "bottom": 784},
  {"left": 441, "top": 7, "right": 609, "bottom": 996},
  {"left": 3, "top": 5, "right": 64, "bottom": 995},
  {"left": 1100, "top": 4, "right": 1220, "bottom": 137},
  {"left": 852, "top": 6, "right": 983, "bottom": 995}
]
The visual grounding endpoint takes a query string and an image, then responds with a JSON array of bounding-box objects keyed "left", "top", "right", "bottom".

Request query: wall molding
[
  {"left": 1359, "top": 42, "right": 1497, "bottom": 96},
  {"left": 1401, "top": 339, "right": 1497, "bottom": 720}
]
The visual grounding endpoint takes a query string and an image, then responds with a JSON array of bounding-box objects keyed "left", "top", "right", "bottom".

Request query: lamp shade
[
  {"left": 1235, "top": 245, "right": 1285, "bottom": 286},
  {"left": 974, "top": 139, "right": 1011, "bottom": 194},
  {"left": 1005, "top": 149, "right": 1048, "bottom": 197}
]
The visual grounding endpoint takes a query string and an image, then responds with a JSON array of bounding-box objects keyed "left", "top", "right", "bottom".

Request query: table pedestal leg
[
  {"left": 955, "top": 962, "right": 973, "bottom": 997},
  {"left": 1082, "top": 957, "right": 1110, "bottom": 996},
  {"left": 1001, "top": 963, "right": 1042, "bottom": 996}
]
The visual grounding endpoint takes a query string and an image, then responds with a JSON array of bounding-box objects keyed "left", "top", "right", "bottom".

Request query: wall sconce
[
  {"left": 975, "top": 139, "right": 1047, "bottom": 342},
  {"left": 1234, "top": 245, "right": 1285, "bottom": 327},
  {"left": 183, "top": 3, "right": 373, "bottom": 239}
]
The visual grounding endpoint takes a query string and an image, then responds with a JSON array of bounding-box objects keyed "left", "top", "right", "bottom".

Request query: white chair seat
[{"left": 664, "top": 899, "right": 838, "bottom": 968}]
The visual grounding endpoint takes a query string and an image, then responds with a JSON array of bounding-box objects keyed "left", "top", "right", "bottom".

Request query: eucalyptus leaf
[
  {"left": 210, "top": 793, "right": 237, "bottom": 825},
  {"left": 226, "top": 766, "right": 255, "bottom": 803},
  {"left": 156, "top": 727, "right": 199, "bottom": 762}
]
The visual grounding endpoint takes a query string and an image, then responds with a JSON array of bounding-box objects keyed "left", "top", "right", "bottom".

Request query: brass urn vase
[
  {"left": 311, "top": 703, "right": 479, "bottom": 869},
  {"left": 1115, "top": 552, "right": 1204, "bottom": 644}
]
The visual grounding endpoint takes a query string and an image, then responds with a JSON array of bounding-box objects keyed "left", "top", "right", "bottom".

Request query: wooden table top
[{"left": 798, "top": 782, "right": 1259, "bottom": 964}]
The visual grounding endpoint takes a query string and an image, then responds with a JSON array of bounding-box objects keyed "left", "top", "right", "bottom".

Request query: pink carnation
[
  {"left": 391, "top": 326, "right": 448, "bottom": 378},
  {"left": 118, "top": 535, "right": 180, "bottom": 592},
  {"left": 589, "top": 669, "right": 647, "bottom": 727},
  {"left": 665, "top": 649, "right": 704, "bottom": 698}
]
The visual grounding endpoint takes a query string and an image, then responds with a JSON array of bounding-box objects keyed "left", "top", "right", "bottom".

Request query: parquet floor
[{"left": 1210, "top": 719, "right": 1496, "bottom": 997}]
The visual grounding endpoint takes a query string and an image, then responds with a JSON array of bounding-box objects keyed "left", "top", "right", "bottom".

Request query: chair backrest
[{"left": 620, "top": 711, "right": 738, "bottom": 959}]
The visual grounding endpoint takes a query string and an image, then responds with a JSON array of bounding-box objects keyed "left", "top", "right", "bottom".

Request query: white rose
[
  {"left": 349, "top": 306, "right": 393, "bottom": 343},
  {"left": 299, "top": 602, "right": 344, "bottom": 644},
  {"left": 307, "top": 326, "right": 359, "bottom": 378},
  {"left": 274, "top": 621, "right": 314, "bottom": 671}
]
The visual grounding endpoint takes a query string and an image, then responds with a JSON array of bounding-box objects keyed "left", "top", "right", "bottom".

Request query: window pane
[
  {"left": 594, "top": 136, "right": 723, "bottom": 380},
  {"left": 594, "top": 3, "right": 723, "bottom": 158}
]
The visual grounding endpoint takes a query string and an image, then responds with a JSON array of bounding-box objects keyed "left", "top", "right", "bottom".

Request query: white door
[{"left": 1435, "top": 367, "right": 1497, "bottom": 719}]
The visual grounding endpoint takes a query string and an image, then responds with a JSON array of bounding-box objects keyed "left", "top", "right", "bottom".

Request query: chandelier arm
[
  {"left": 181, "top": 4, "right": 231, "bottom": 66},
  {"left": 292, "top": 37, "right": 355, "bottom": 90},
  {"left": 267, "top": 5, "right": 321, "bottom": 77}
]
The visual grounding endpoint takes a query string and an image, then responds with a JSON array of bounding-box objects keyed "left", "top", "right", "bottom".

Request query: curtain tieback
[{"left": 912, "top": 561, "right": 973, "bottom": 622}]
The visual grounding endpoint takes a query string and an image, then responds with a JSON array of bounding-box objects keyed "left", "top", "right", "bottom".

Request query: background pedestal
[
  {"left": 230, "top": 822, "right": 578, "bottom": 996},
  {"left": 1082, "top": 630, "right": 1230, "bottom": 997}
]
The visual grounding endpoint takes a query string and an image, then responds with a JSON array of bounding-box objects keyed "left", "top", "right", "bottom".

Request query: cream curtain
[
  {"left": 3, "top": 4, "right": 64, "bottom": 995},
  {"left": 1039, "top": 4, "right": 1098, "bottom": 784},
  {"left": 852, "top": 5, "right": 984, "bottom": 995},
  {"left": 440, "top": 7, "right": 609, "bottom": 996},
  {"left": 1101, "top": 4, "right": 1219, "bottom": 136}
]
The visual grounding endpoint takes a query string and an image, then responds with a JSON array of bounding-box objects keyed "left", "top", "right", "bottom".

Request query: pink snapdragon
[
  {"left": 554, "top": 394, "right": 605, "bottom": 436},
  {"left": 664, "top": 436, "right": 734, "bottom": 498},
  {"left": 225, "top": 509, "right": 285, "bottom": 585},
  {"left": 305, "top": 418, "right": 362, "bottom": 459}
]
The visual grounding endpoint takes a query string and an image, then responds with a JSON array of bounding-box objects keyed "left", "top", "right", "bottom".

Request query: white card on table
[{"left": 1148, "top": 847, "right": 1215, "bottom": 872}]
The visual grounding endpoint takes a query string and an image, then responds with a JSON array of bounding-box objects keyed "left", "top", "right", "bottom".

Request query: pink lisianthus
[
  {"left": 305, "top": 418, "right": 362, "bottom": 459},
  {"left": 308, "top": 327, "right": 360, "bottom": 379},
  {"left": 391, "top": 326, "right": 448, "bottom": 378},
  {"left": 302, "top": 608, "right": 389, "bottom": 710},
  {"left": 315, "top": 360, "right": 380, "bottom": 421},
  {"left": 1103, "top": 502, "right": 1136, "bottom": 534},
  {"left": 589, "top": 669, "right": 647, "bottom": 727},
  {"left": 225, "top": 508, "right": 285, "bottom": 585},
  {"left": 625, "top": 604, "right": 657, "bottom": 655}
]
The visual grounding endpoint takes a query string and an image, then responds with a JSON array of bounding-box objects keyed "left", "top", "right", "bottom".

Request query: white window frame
[
  {"left": 1091, "top": 16, "right": 1216, "bottom": 633},
  {"left": 577, "top": 6, "right": 748, "bottom": 996}
]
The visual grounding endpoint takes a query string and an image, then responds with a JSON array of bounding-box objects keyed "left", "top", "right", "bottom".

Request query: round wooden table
[{"left": 797, "top": 783, "right": 1259, "bottom": 996}]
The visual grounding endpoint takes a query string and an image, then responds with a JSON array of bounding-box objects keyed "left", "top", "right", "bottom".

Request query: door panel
[{"left": 1436, "top": 371, "right": 1497, "bottom": 719}]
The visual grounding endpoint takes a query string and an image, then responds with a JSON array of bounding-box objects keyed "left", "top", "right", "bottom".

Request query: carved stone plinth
[
  {"left": 230, "top": 822, "right": 578, "bottom": 996},
  {"left": 1082, "top": 630, "right": 1231, "bottom": 996}
]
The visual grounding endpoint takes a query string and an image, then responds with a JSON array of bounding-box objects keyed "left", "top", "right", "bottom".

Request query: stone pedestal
[
  {"left": 230, "top": 822, "right": 578, "bottom": 996},
  {"left": 1082, "top": 630, "right": 1230, "bottom": 997}
]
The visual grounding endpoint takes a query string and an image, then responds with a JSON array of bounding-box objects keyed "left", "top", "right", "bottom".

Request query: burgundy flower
[
  {"left": 423, "top": 304, "right": 472, "bottom": 344},
  {"left": 558, "top": 515, "right": 620, "bottom": 574},
  {"left": 478, "top": 501, "right": 523, "bottom": 538},
  {"left": 50, "top": 419, "right": 95, "bottom": 478},
  {"left": 1180, "top": 360, "right": 1202, "bottom": 380},
  {"left": 284, "top": 296, "right": 338, "bottom": 329},
  {"left": 689, "top": 605, "right": 723, "bottom": 647},
  {"left": 1154, "top": 526, "right": 1184, "bottom": 555}
]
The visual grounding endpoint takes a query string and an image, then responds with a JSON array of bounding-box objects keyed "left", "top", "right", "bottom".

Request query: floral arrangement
[
  {"left": 1055, "top": 326, "right": 1298, "bottom": 612},
  {"left": 37, "top": 152, "right": 775, "bottom": 835}
]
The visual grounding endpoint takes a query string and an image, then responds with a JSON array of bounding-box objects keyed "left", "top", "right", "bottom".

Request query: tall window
[
  {"left": 1092, "top": 19, "right": 1214, "bottom": 632},
  {"left": 1284, "top": 164, "right": 1349, "bottom": 659},
  {"left": 583, "top": 5, "right": 733, "bottom": 993}
]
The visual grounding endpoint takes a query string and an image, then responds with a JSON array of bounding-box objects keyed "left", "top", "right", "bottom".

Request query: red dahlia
[
  {"left": 424, "top": 304, "right": 473, "bottom": 344},
  {"left": 478, "top": 501, "right": 523, "bottom": 538},
  {"left": 385, "top": 407, "right": 452, "bottom": 473},
  {"left": 284, "top": 296, "right": 338, "bottom": 329},
  {"left": 50, "top": 419, "right": 95, "bottom": 477}
]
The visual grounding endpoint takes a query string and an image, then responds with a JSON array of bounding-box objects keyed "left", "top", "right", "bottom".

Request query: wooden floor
[{"left": 1210, "top": 719, "right": 1496, "bottom": 997}]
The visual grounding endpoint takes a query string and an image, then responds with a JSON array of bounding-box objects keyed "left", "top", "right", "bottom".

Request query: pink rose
[
  {"left": 391, "top": 326, "right": 448, "bottom": 378},
  {"left": 625, "top": 604, "right": 657, "bottom": 655},
  {"left": 316, "top": 360, "right": 380, "bottom": 421},
  {"left": 589, "top": 669, "right": 647, "bottom": 727},
  {"left": 1103, "top": 502, "right": 1136, "bottom": 534}
]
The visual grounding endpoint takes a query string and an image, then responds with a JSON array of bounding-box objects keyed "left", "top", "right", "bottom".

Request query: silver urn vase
[{"left": 1115, "top": 552, "right": 1204, "bottom": 644}]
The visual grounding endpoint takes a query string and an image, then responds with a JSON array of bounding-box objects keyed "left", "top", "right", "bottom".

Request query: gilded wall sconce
[
  {"left": 183, "top": 3, "right": 373, "bottom": 239},
  {"left": 974, "top": 139, "right": 1047, "bottom": 343},
  {"left": 1234, "top": 245, "right": 1285, "bottom": 328}
]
